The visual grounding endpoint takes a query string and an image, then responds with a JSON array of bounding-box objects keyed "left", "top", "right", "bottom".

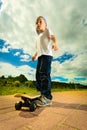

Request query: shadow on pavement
[
  {"left": 52, "top": 101, "right": 87, "bottom": 111},
  {"left": 19, "top": 107, "right": 45, "bottom": 118},
  {"left": 18, "top": 101, "right": 87, "bottom": 119}
]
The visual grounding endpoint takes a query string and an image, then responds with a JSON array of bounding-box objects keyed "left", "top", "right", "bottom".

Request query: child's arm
[
  {"left": 32, "top": 52, "right": 38, "bottom": 61},
  {"left": 50, "top": 35, "right": 58, "bottom": 51}
]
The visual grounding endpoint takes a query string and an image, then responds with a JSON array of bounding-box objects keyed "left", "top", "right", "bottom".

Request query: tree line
[{"left": 0, "top": 74, "right": 87, "bottom": 89}]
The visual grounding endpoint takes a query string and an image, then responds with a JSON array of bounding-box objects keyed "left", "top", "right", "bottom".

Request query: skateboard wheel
[
  {"left": 15, "top": 101, "right": 22, "bottom": 110},
  {"left": 30, "top": 102, "right": 37, "bottom": 112}
]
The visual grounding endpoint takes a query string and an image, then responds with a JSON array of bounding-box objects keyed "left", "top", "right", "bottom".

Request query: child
[{"left": 32, "top": 16, "right": 58, "bottom": 106}]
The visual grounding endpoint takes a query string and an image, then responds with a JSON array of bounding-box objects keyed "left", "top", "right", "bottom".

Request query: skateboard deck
[
  {"left": 14, "top": 94, "right": 41, "bottom": 112},
  {"left": 14, "top": 93, "right": 40, "bottom": 99}
]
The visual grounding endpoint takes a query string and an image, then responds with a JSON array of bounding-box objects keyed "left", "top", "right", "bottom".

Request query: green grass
[
  {"left": 0, "top": 86, "right": 87, "bottom": 96},
  {"left": 0, "top": 86, "right": 38, "bottom": 96}
]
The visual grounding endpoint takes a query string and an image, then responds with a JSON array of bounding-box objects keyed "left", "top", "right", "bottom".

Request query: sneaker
[
  {"left": 40, "top": 95, "right": 52, "bottom": 106},
  {"left": 36, "top": 95, "right": 52, "bottom": 107}
]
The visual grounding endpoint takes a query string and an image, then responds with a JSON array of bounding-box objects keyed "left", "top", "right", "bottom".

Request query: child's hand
[
  {"left": 32, "top": 56, "right": 36, "bottom": 61},
  {"left": 52, "top": 43, "right": 58, "bottom": 51},
  {"left": 50, "top": 35, "right": 58, "bottom": 51},
  {"left": 32, "top": 52, "right": 37, "bottom": 61}
]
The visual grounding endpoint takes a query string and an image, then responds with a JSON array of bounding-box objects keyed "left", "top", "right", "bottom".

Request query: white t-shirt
[{"left": 36, "top": 28, "right": 53, "bottom": 57}]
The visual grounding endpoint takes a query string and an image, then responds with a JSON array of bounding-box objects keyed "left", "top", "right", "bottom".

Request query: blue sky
[{"left": 0, "top": 0, "right": 87, "bottom": 85}]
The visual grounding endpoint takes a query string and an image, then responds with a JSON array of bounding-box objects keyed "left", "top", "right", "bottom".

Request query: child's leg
[
  {"left": 39, "top": 55, "right": 53, "bottom": 100},
  {"left": 36, "top": 57, "right": 41, "bottom": 91}
]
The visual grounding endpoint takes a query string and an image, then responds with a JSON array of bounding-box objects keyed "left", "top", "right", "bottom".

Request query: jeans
[{"left": 36, "top": 55, "right": 53, "bottom": 100}]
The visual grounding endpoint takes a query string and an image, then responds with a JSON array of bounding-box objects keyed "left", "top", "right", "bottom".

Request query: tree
[
  {"left": 1, "top": 75, "right": 5, "bottom": 79},
  {"left": 16, "top": 74, "right": 28, "bottom": 83}
]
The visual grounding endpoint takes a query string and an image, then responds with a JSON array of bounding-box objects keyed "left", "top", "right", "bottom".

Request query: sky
[{"left": 0, "top": 0, "right": 87, "bottom": 85}]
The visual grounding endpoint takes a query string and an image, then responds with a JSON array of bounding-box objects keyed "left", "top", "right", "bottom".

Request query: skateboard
[{"left": 14, "top": 94, "right": 40, "bottom": 112}]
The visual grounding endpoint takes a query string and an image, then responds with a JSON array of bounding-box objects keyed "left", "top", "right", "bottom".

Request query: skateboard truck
[{"left": 15, "top": 95, "right": 40, "bottom": 112}]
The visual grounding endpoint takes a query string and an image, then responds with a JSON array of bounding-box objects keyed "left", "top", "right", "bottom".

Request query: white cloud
[
  {"left": 0, "top": 41, "right": 10, "bottom": 52},
  {"left": 20, "top": 54, "right": 31, "bottom": 62},
  {"left": 52, "top": 51, "right": 87, "bottom": 84},
  {"left": 0, "top": 0, "right": 87, "bottom": 55},
  {"left": 0, "top": 62, "right": 35, "bottom": 80},
  {"left": 0, "top": 46, "right": 9, "bottom": 52},
  {"left": 0, "top": 0, "right": 8, "bottom": 12},
  {"left": 14, "top": 52, "right": 20, "bottom": 56}
]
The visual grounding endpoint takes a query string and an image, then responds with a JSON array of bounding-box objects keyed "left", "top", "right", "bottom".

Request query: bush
[
  {"left": 25, "top": 81, "right": 35, "bottom": 88},
  {"left": 13, "top": 81, "right": 21, "bottom": 87}
]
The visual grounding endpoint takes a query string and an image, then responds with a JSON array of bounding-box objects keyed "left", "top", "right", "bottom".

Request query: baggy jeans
[{"left": 36, "top": 55, "right": 53, "bottom": 100}]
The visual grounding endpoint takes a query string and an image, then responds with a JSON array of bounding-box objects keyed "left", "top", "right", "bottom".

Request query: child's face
[{"left": 36, "top": 17, "right": 47, "bottom": 33}]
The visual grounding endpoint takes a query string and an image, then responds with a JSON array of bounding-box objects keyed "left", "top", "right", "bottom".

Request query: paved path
[{"left": 0, "top": 91, "right": 87, "bottom": 130}]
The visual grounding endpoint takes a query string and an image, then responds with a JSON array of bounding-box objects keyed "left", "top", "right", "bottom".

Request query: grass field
[
  {"left": 0, "top": 86, "right": 86, "bottom": 96},
  {"left": 0, "top": 86, "right": 37, "bottom": 96}
]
